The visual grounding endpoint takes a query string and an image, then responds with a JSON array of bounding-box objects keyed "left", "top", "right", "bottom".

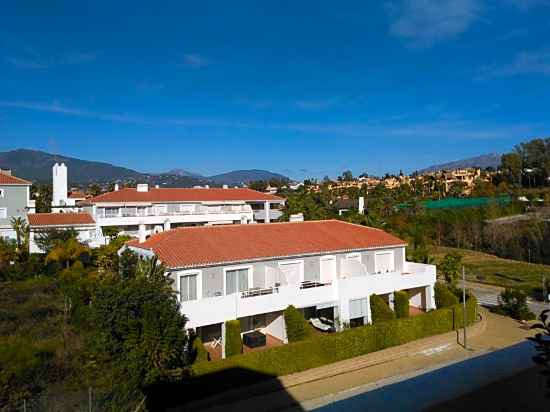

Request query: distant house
[
  {"left": 0, "top": 169, "right": 35, "bottom": 240},
  {"left": 125, "top": 220, "right": 436, "bottom": 358},
  {"left": 27, "top": 212, "right": 104, "bottom": 253}
]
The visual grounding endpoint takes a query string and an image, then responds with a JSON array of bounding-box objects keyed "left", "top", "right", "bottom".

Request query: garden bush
[
  {"left": 224, "top": 320, "right": 242, "bottom": 357},
  {"left": 370, "top": 294, "right": 395, "bottom": 322},
  {"left": 190, "top": 336, "right": 209, "bottom": 364},
  {"left": 283, "top": 305, "right": 314, "bottom": 342},
  {"left": 494, "top": 288, "right": 535, "bottom": 321},
  {"left": 434, "top": 282, "right": 459, "bottom": 308},
  {"left": 191, "top": 297, "right": 478, "bottom": 394},
  {"left": 394, "top": 291, "right": 409, "bottom": 318}
]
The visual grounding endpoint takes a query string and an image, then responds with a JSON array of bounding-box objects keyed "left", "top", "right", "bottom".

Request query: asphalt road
[{"left": 308, "top": 341, "right": 540, "bottom": 412}]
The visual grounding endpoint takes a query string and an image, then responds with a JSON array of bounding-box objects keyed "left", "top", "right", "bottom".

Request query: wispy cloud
[
  {"left": 6, "top": 50, "right": 99, "bottom": 69},
  {"left": 479, "top": 49, "right": 550, "bottom": 78},
  {"left": 294, "top": 98, "right": 338, "bottom": 110},
  {"left": 182, "top": 53, "right": 209, "bottom": 68},
  {"left": 0, "top": 100, "right": 542, "bottom": 141},
  {"left": 388, "top": 0, "right": 482, "bottom": 47}
]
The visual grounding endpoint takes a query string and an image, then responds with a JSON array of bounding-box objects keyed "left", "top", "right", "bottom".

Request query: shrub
[
  {"left": 224, "top": 320, "right": 242, "bottom": 357},
  {"left": 370, "top": 294, "right": 395, "bottom": 322},
  {"left": 435, "top": 283, "right": 459, "bottom": 308},
  {"left": 494, "top": 288, "right": 536, "bottom": 321},
  {"left": 394, "top": 291, "right": 409, "bottom": 318},
  {"left": 190, "top": 298, "right": 478, "bottom": 397},
  {"left": 190, "top": 336, "right": 209, "bottom": 364},
  {"left": 284, "top": 305, "right": 314, "bottom": 342}
]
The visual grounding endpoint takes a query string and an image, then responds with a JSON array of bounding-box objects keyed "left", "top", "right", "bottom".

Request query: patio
[{"left": 204, "top": 333, "right": 284, "bottom": 361}]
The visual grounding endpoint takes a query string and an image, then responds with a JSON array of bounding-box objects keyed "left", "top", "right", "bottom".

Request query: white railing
[{"left": 96, "top": 205, "right": 253, "bottom": 219}]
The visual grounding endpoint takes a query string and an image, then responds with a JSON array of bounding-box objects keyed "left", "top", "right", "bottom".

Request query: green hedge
[
  {"left": 192, "top": 336, "right": 209, "bottom": 363},
  {"left": 370, "top": 294, "right": 395, "bottom": 322},
  {"left": 283, "top": 305, "right": 314, "bottom": 342},
  {"left": 394, "top": 291, "right": 409, "bottom": 318},
  {"left": 191, "top": 297, "right": 478, "bottom": 383},
  {"left": 435, "top": 283, "right": 459, "bottom": 308},
  {"left": 224, "top": 320, "right": 242, "bottom": 357}
]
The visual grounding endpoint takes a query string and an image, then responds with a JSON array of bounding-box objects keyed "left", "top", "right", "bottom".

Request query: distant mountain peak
[{"left": 419, "top": 153, "right": 501, "bottom": 173}]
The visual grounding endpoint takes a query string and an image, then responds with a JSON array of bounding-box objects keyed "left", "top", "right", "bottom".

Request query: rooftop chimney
[
  {"left": 358, "top": 196, "right": 365, "bottom": 215},
  {"left": 0, "top": 169, "right": 12, "bottom": 176},
  {"left": 114, "top": 183, "right": 119, "bottom": 191},
  {"left": 222, "top": 184, "right": 228, "bottom": 189},
  {"left": 136, "top": 183, "right": 149, "bottom": 192},
  {"left": 205, "top": 185, "right": 210, "bottom": 189},
  {"left": 289, "top": 213, "right": 304, "bottom": 222},
  {"left": 155, "top": 184, "right": 160, "bottom": 189}
]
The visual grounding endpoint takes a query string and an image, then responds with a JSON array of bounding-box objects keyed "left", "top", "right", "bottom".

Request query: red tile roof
[
  {"left": 129, "top": 220, "right": 406, "bottom": 268},
  {"left": 0, "top": 173, "right": 31, "bottom": 185},
  {"left": 85, "top": 187, "right": 283, "bottom": 204},
  {"left": 28, "top": 212, "right": 96, "bottom": 227}
]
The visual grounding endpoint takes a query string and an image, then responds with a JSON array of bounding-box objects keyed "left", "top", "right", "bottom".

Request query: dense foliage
[
  {"left": 370, "top": 294, "right": 395, "bottom": 322},
  {"left": 283, "top": 305, "right": 314, "bottom": 342},
  {"left": 434, "top": 283, "right": 460, "bottom": 308},
  {"left": 494, "top": 288, "right": 535, "bottom": 321},
  {"left": 190, "top": 297, "right": 477, "bottom": 397},
  {"left": 393, "top": 291, "right": 409, "bottom": 318}
]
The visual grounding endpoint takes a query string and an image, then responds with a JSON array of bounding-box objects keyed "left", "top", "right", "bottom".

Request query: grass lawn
[{"left": 431, "top": 246, "right": 550, "bottom": 292}]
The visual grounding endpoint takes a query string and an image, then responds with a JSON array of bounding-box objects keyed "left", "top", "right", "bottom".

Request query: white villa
[
  {"left": 48, "top": 163, "right": 285, "bottom": 244},
  {"left": 126, "top": 220, "right": 437, "bottom": 358}
]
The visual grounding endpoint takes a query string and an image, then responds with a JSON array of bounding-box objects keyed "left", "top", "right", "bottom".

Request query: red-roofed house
[
  {"left": 126, "top": 220, "right": 436, "bottom": 357},
  {"left": 27, "top": 212, "right": 104, "bottom": 253},
  {"left": 80, "top": 183, "right": 285, "bottom": 240},
  {"left": 0, "top": 169, "right": 35, "bottom": 240}
]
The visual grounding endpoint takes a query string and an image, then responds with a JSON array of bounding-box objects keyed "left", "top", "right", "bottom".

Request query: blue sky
[{"left": 1, "top": 1, "right": 549, "bottom": 180}]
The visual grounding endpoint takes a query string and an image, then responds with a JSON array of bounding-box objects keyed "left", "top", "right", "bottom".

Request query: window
[
  {"left": 278, "top": 260, "right": 304, "bottom": 285},
  {"left": 179, "top": 273, "right": 199, "bottom": 302},
  {"left": 349, "top": 297, "right": 368, "bottom": 327},
  {"left": 375, "top": 251, "right": 395, "bottom": 273},
  {"left": 345, "top": 253, "right": 362, "bottom": 263},
  {"left": 0, "top": 208, "right": 6, "bottom": 219},
  {"left": 225, "top": 267, "right": 250, "bottom": 295}
]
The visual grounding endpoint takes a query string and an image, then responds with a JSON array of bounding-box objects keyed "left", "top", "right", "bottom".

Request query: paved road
[{"left": 305, "top": 341, "right": 538, "bottom": 412}]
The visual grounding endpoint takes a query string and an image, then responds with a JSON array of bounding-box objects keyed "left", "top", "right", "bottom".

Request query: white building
[
  {"left": 0, "top": 170, "right": 35, "bottom": 240},
  {"left": 80, "top": 184, "right": 285, "bottom": 240},
  {"left": 126, "top": 220, "right": 436, "bottom": 358},
  {"left": 27, "top": 212, "right": 104, "bottom": 253}
]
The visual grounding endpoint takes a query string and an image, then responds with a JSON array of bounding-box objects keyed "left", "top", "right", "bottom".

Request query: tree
[
  {"left": 284, "top": 305, "right": 314, "bottom": 342},
  {"left": 46, "top": 238, "right": 89, "bottom": 269},
  {"left": 529, "top": 309, "right": 550, "bottom": 395},
  {"left": 438, "top": 253, "right": 462, "bottom": 287},
  {"left": 10, "top": 216, "right": 28, "bottom": 252},
  {"left": 224, "top": 320, "right": 242, "bottom": 357},
  {"left": 341, "top": 170, "right": 353, "bottom": 182},
  {"left": 370, "top": 294, "right": 395, "bottom": 322},
  {"left": 31, "top": 184, "right": 52, "bottom": 213},
  {"left": 501, "top": 152, "right": 522, "bottom": 186},
  {"left": 434, "top": 283, "right": 459, "bottom": 308},
  {"left": 495, "top": 288, "right": 535, "bottom": 320},
  {"left": 89, "top": 183, "right": 102, "bottom": 197},
  {"left": 34, "top": 228, "right": 79, "bottom": 254},
  {"left": 87, "top": 258, "right": 188, "bottom": 410},
  {"left": 394, "top": 291, "right": 409, "bottom": 318}
]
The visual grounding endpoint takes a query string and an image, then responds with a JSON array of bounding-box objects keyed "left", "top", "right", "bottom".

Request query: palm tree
[{"left": 10, "top": 216, "right": 28, "bottom": 251}]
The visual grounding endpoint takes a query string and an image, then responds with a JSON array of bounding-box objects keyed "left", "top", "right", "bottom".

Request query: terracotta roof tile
[
  {"left": 129, "top": 220, "right": 406, "bottom": 268},
  {"left": 86, "top": 187, "right": 283, "bottom": 204},
  {"left": 28, "top": 212, "right": 95, "bottom": 227},
  {"left": 0, "top": 173, "right": 31, "bottom": 185}
]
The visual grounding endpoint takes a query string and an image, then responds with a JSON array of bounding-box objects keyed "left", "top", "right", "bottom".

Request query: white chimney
[
  {"left": 358, "top": 196, "right": 365, "bottom": 215},
  {"left": 137, "top": 183, "right": 149, "bottom": 192},
  {"left": 114, "top": 183, "right": 119, "bottom": 191},
  {"left": 138, "top": 223, "right": 146, "bottom": 243},
  {"left": 222, "top": 184, "right": 228, "bottom": 189},
  {"left": 205, "top": 185, "right": 210, "bottom": 189},
  {"left": 155, "top": 184, "right": 160, "bottom": 189},
  {"left": 52, "top": 163, "right": 68, "bottom": 209}
]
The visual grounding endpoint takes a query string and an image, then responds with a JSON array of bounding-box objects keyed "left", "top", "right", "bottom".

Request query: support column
[
  {"left": 425, "top": 285, "right": 436, "bottom": 310},
  {"left": 164, "top": 219, "right": 171, "bottom": 231},
  {"left": 388, "top": 292, "right": 395, "bottom": 311},
  {"left": 264, "top": 201, "right": 270, "bottom": 223},
  {"left": 138, "top": 223, "right": 146, "bottom": 243},
  {"left": 221, "top": 322, "right": 226, "bottom": 359},
  {"left": 365, "top": 295, "right": 372, "bottom": 325}
]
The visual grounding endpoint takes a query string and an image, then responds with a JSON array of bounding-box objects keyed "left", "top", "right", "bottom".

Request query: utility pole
[
  {"left": 543, "top": 275, "right": 547, "bottom": 304},
  {"left": 462, "top": 266, "right": 467, "bottom": 350}
]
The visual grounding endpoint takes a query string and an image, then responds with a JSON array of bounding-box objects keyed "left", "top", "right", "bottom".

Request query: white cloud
[
  {"left": 388, "top": 0, "right": 482, "bottom": 47},
  {"left": 182, "top": 53, "right": 209, "bottom": 68},
  {"left": 480, "top": 49, "right": 550, "bottom": 77},
  {"left": 6, "top": 50, "right": 99, "bottom": 69}
]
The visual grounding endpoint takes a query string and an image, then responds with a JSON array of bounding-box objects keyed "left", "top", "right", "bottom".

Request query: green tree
[
  {"left": 495, "top": 288, "right": 535, "bottom": 320},
  {"left": 394, "top": 291, "right": 410, "bottom": 318},
  {"left": 35, "top": 228, "right": 79, "bottom": 253},
  {"left": 10, "top": 216, "right": 28, "bottom": 252},
  {"left": 284, "top": 305, "right": 314, "bottom": 342},
  {"left": 370, "top": 294, "right": 395, "bottom": 322},
  {"left": 224, "top": 320, "right": 243, "bottom": 357},
  {"left": 501, "top": 152, "right": 522, "bottom": 186},
  {"left": 434, "top": 283, "right": 459, "bottom": 308},
  {"left": 438, "top": 253, "right": 463, "bottom": 287}
]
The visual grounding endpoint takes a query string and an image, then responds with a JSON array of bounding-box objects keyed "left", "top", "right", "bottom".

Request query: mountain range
[
  {"left": 0, "top": 149, "right": 290, "bottom": 186},
  {"left": 418, "top": 153, "right": 502, "bottom": 173}
]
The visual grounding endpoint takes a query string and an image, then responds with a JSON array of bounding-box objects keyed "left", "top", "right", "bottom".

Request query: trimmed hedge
[
  {"left": 224, "top": 320, "right": 242, "bottom": 357},
  {"left": 394, "top": 291, "right": 410, "bottom": 318},
  {"left": 192, "top": 336, "right": 209, "bottom": 363},
  {"left": 370, "top": 294, "right": 395, "bottom": 323},
  {"left": 283, "top": 305, "right": 314, "bottom": 342},
  {"left": 191, "top": 297, "right": 478, "bottom": 385},
  {"left": 435, "top": 283, "right": 459, "bottom": 308}
]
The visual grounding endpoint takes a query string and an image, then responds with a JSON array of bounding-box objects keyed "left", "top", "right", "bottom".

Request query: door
[
  {"left": 375, "top": 251, "right": 395, "bottom": 273},
  {"left": 320, "top": 256, "right": 336, "bottom": 283},
  {"left": 279, "top": 261, "right": 303, "bottom": 285}
]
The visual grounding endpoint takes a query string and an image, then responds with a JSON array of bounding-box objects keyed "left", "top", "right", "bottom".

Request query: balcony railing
[
  {"left": 97, "top": 206, "right": 253, "bottom": 219},
  {"left": 241, "top": 286, "right": 279, "bottom": 298}
]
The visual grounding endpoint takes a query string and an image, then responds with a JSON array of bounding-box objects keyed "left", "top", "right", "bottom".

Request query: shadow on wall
[{"left": 146, "top": 367, "right": 305, "bottom": 412}]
